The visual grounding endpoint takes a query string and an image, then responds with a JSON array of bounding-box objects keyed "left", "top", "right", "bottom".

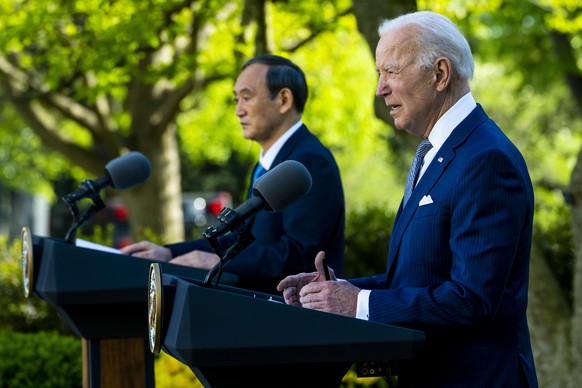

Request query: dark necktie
[{"left": 403, "top": 139, "right": 433, "bottom": 207}]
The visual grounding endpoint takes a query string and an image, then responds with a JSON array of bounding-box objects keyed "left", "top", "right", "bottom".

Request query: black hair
[{"left": 241, "top": 54, "right": 308, "bottom": 113}]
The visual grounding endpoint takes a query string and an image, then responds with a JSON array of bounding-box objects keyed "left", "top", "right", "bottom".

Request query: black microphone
[
  {"left": 64, "top": 151, "right": 152, "bottom": 202},
  {"left": 204, "top": 160, "right": 312, "bottom": 238}
]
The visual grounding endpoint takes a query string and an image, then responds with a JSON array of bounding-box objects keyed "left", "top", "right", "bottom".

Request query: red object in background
[
  {"left": 207, "top": 192, "right": 232, "bottom": 216},
  {"left": 207, "top": 200, "right": 223, "bottom": 216},
  {"left": 112, "top": 205, "right": 128, "bottom": 221}
]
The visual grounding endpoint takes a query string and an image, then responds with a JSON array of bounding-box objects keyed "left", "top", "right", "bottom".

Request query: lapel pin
[{"left": 438, "top": 157, "right": 444, "bottom": 163}]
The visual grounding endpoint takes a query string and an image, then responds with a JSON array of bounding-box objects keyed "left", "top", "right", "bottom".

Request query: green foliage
[
  {"left": 0, "top": 330, "right": 81, "bottom": 388},
  {"left": 344, "top": 205, "right": 395, "bottom": 279},
  {"left": 420, "top": 0, "right": 570, "bottom": 90},
  {"left": 0, "top": 235, "right": 71, "bottom": 334},
  {"left": 178, "top": 79, "right": 252, "bottom": 167},
  {"left": 155, "top": 352, "right": 203, "bottom": 388},
  {"left": 534, "top": 193, "right": 575, "bottom": 306},
  {"left": 0, "top": 107, "right": 69, "bottom": 201}
]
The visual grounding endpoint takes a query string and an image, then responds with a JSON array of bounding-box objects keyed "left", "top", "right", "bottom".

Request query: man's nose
[
  {"left": 235, "top": 103, "right": 245, "bottom": 117},
  {"left": 376, "top": 77, "right": 391, "bottom": 97}
]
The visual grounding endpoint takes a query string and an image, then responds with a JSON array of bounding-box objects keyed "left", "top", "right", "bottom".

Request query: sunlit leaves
[
  {"left": 178, "top": 79, "right": 247, "bottom": 165},
  {"left": 418, "top": 0, "right": 504, "bottom": 18},
  {"left": 270, "top": 0, "right": 352, "bottom": 51},
  {"left": 419, "top": 0, "right": 570, "bottom": 91},
  {"left": 538, "top": 0, "right": 582, "bottom": 33},
  {"left": 0, "top": 109, "right": 70, "bottom": 199}
]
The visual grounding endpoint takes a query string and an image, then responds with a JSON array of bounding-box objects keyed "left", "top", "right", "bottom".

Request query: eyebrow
[
  {"left": 378, "top": 63, "right": 402, "bottom": 73},
  {"left": 234, "top": 87, "right": 253, "bottom": 95}
]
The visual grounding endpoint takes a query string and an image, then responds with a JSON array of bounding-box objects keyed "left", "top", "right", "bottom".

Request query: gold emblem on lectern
[
  {"left": 148, "top": 263, "right": 163, "bottom": 353},
  {"left": 21, "top": 226, "right": 33, "bottom": 299}
]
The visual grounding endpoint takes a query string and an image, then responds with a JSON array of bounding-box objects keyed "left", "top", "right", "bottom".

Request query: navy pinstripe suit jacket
[{"left": 350, "top": 105, "right": 538, "bottom": 387}]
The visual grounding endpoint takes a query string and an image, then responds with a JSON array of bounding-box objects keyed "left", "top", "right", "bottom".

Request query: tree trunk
[
  {"left": 567, "top": 147, "right": 582, "bottom": 387},
  {"left": 121, "top": 124, "right": 184, "bottom": 244},
  {"left": 527, "top": 241, "right": 573, "bottom": 387},
  {"left": 555, "top": 28, "right": 582, "bottom": 388}
]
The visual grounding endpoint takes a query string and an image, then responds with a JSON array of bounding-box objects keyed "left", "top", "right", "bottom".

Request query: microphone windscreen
[
  {"left": 105, "top": 151, "right": 152, "bottom": 189},
  {"left": 253, "top": 160, "right": 312, "bottom": 211}
]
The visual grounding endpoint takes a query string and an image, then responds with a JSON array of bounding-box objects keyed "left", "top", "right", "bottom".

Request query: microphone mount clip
[
  {"left": 203, "top": 208, "right": 255, "bottom": 288},
  {"left": 62, "top": 180, "right": 107, "bottom": 244}
]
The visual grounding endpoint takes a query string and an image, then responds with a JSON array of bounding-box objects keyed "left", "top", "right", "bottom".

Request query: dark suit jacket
[
  {"left": 168, "top": 125, "right": 345, "bottom": 294},
  {"left": 350, "top": 105, "right": 538, "bottom": 387}
]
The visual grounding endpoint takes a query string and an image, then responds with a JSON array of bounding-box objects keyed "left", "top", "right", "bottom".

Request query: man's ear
[
  {"left": 278, "top": 88, "right": 295, "bottom": 114},
  {"left": 434, "top": 57, "right": 452, "bottom": 92}
]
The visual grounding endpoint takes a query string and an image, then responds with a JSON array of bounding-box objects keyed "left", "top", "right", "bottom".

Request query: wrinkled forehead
[{"left": 375, "top": 25, "right": 420, "bottom": 64}]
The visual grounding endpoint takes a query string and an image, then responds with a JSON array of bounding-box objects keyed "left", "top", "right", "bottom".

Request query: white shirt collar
[
  {"left": 418, "top": 92, "right": 477, "bottom": 182},
  {"left": 259, "top": 120, "right": 303, "bottom": 170},
  {"left": 427, "top": 92, "right": 477, "bottom": 151}
]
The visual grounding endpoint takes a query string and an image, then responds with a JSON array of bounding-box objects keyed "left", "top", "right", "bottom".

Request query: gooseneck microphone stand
[
  {"left": 203, "top": 206, "right": 256, "bottom": 288},
  {"left": 62, "top": 180, "right": 107, "bottom": 244}
]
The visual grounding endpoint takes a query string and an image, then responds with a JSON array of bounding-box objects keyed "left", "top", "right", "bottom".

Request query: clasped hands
[{"left": 277, "top": 251, "right": 360, "bottom": 317}]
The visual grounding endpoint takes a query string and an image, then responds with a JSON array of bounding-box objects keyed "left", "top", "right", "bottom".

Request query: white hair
[{"left": 378, "top": 11, "right": 474, "bottom": 81}]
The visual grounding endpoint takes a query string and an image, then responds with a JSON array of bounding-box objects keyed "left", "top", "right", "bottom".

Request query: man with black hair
[{"left": 122, "top": 55, "right": 345, "bottom": 294}]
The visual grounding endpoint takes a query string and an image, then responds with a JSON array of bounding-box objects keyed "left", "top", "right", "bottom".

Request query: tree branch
[
  {"left": 283, "top": 7, "right": 353, "bottom": 53},
  {"left": 2, "top": 86, "right": 106, "bottom": 174}
]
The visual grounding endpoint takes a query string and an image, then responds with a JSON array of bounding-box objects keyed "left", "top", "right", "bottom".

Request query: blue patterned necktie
[
  {"left": 247, "top": 163, "right": 267, "bottom": 199},
  {"left": 403, "top": 139, "right": 433, "bottom": 207},
  {"left": 252, "top": 163, "right": 267, "bottom": 186},
  {"left": 251, "top": 163, "right": 268, "bottom": 191}
]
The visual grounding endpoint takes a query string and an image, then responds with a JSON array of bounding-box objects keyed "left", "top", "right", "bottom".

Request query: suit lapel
[
  {"left": 385, "top": 105, "right": 489, "bottom": 282},
  {"left": 271, "top": 124, "right": 309, "bottom": 166}
]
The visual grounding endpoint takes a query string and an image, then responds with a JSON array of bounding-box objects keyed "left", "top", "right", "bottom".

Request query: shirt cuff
[{"left": 356, "top": 289, "right": 371, "bottom": 320}]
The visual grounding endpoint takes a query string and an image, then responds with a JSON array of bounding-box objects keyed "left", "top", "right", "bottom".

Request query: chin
[{"left": 393, "top": 121, "right": 407, "bottom": 132}]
